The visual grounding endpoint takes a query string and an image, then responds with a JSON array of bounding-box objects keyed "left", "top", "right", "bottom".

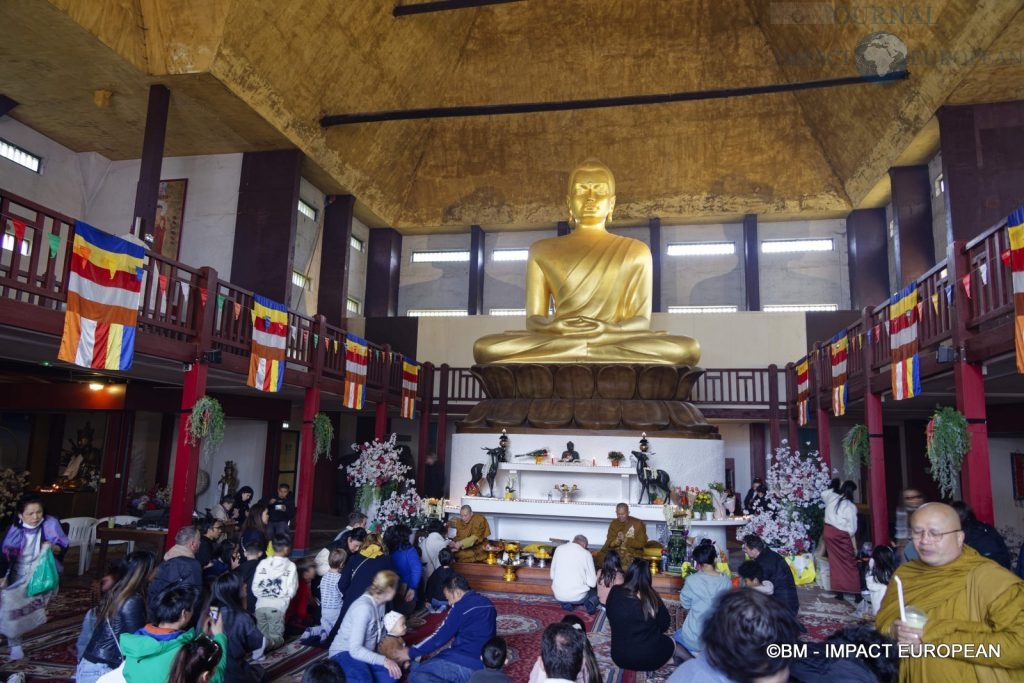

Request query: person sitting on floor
[
  {"left": 597, "top": 504, "right": 647, "bottom": 570},
  {"left": 605, "top": 559, "right": 687, "bottom": 673},
  {"left": 425, "top": 548, "right": 456, "bottom": 612},
  {"left": 448, "top": 506, "right": 491, "bottom": 563},
  {"left": 596, "top": 549, "right": 625, "bottom": 606},
  {"left": 741, "top": 534, "right": 799, "bottom": 617},
  {"left": 737, "top": 559, "right": 774, "bottom": 595},
  {"left": 550, "top": 535, "right": 599, "bottom": 615},
  {"left": 674, "top": 540, "right": 731, "bottom": 658},
  {"left": 469, "top": 636, "right": 513, "bottom": 683},
  {"left": 378, "top": 610, "right": 412, "bottom": 672},
  {"left": 528, "top": 621, "right": 588, "bottom": 683}
]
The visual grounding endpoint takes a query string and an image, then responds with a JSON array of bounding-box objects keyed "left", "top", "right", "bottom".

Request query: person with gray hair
[
  {"left": 147, "top": 525, "right": 203, "bottom": 618},
  {"left": 550, "top": 535, "right": 599, "bottom": 615}
]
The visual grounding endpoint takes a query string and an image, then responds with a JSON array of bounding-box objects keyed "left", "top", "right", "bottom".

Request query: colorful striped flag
[
  {"left": 401, "top": 358, "right": 419, "bottom": 419},
  {"left": 343, "top": 333, "right": 369, "bottom": 410},
  {"left": 889, "top": 284, "right": 921, "bottom": 400},
  {"left": 58, "top": 221, "right": 144, "bottom": 370},
  {"left": 247, "top": 295, "right": 288, "bottom": 392},
  {"left": 830, "top": 331, "right": 848, "bottom": 416},
  {"left": 1009, "top": 206, "right": 1024, "bottom": 373},
  {"left": 795, "top": 357, "right": 810, "bottom": 426}
]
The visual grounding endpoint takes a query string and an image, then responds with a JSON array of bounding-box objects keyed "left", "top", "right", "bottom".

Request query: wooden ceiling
[{"left": 2, "top": 0, "right": 1023, "bottom": 233}]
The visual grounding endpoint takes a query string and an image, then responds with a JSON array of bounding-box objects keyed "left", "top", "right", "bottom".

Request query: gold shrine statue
[{"left": 473, "top": 160, "right": 700, "bottom": 365}]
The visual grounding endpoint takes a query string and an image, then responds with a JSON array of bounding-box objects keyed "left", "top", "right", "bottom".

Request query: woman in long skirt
[
  {"left": 821, "top": 480, "right": 859, "bottom": 601},
  {"left": 1, "top": 494, "right": 70, "bottom": 660}
]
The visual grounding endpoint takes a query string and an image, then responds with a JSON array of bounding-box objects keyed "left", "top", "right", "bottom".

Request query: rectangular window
[
  {"left": 667, "top": 305, "right": 738, "bottom": 314},
  {"left": 666, "top": 242, "right": 735, "bottom": 256},
  {"left": 492, "top": 249, "right": 529, "bottom": 262},
  {"left": 407, "top": 308, "right": 469, "bottom": 317},
  {"left": 763, "top": 303, "right": 839, "bottom": 312},
  {"left": 347, "top": 297, "right": 361, "bottom": 314},
  {"left": 2, "top": 233, "right": 31, "bottom": 256},
  {"left": 0, "top": 138, "right": 41, "bottom": 173},
  {"left": 297, "top": 199, "right": 317, "bottom": 221},
  {"left": 411, "top": 250, "right": 470, "bottom": 263},
  {"left": 760, "top": 239, "right": 833, "bottom": 254},
  {"left": 488, "top": 308, "right": 526, "bottom": 316},
  {"left": 291, "top": 271, "right": 309, "bottom": 289},
  {"left": 350, "top": 235, "right": 364, "bottom": 252}
]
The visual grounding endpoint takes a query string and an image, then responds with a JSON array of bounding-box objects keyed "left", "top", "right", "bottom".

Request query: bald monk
[
  {"left": 448, "top": 505, "right": 491, "bottom": 563},
  {"left": 597, "top": 503, "right": 649, "bottom": 569},
  {"left": 876, "top": 502, "right": 1024, "bottom": 681},
  {"left": 473, "top": 160, "right": 700, "bottom": 365}
]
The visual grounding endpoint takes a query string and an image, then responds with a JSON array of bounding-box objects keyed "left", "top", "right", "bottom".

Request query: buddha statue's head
[{"left": 567, "top": 159, "right": 616, "bottom": 230}]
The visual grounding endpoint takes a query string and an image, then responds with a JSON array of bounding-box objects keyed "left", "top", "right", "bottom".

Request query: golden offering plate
[
  {"left": 648, "top": 556, "right": 660, "bottom": 576},
  {"left": 502, "top": 564, "right": 518, "bottom": 582}
]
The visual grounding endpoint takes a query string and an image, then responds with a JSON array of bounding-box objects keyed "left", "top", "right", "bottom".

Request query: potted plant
[
  {"left": 692, "top": 490, "right": 714, "bottom": 520},
  {"left": 608, "top": 451, "right": 625, "bottom": 467},
  {"left": 313, "top": 412, "right": 335, "bottom": 464},
  {"left": 841, "top": 424, "right": 870, "bottom": 478},
  {"left": 185, "top": 395, "right": 225, "bottom": 460},
  {"left": 926, "top": 406, "right": 971, "bottom": 499}
]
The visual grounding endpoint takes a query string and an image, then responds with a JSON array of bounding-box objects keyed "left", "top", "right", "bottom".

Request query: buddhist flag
[
  {"left": 58, "top": 221, "right": 144, "bottom": 370},
  {"left": 1008, "top": 205, "right": 1024, "bottom": 373},
  {"left": 247, "top": 295, "right": 288, "bottom": 392},
  {"left": 795, "top": 357, "right": 810, "bottom": 426},
  {"left": 343, "top": 333, "right": 369, "bottom": 410},
  {"left": 889, "top": 284, "right": 921, "bottom": 400},
  {"left": 830, "top": 331, "right": 849, "bottom": 416},
  {"left": 401, "top": 358, "right": 419, "bottom": 419}
]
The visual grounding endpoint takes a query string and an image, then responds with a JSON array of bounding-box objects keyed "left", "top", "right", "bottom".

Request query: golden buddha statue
[{"left": 473, "top": 160, "right": 700, "bottom": 365}]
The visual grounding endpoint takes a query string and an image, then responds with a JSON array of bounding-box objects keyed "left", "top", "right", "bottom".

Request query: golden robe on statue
[
  {"left": 449, "top": 514, "right": 491, "bottom": 563},
  {"left": 876, "top": 546, "right": 1024, "bottom": 682},
  {"left": 597, "top": 515, "right": 649, "bottom": 569}
]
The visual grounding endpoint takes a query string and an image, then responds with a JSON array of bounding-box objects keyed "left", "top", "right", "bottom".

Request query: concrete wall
[
  {"left": 0, "top": 117, "right": 87, "bottom": 218},
  {"left": 759, "top": 219, "right": 849, "bottom": 309},
  {"left": 349, "top": 217, "right": 370, "bottom": 313},
  {"left": 661, "top": 222, "right": 745, "bottom": 309},
  {"left": 290, "top": 178, "right": 324, "bottom": 315},
  {"left": 482, "top": 229, "right": 553, "bottom": 313},
  {"left": 928, "top": 152, "right": 950, "bottom": 262},
  {"left": 989, "top": 437, "right": 1024, "bottom": 533},
  {"left": 398, "top": 233, "right": 471, "bottom": 315}
]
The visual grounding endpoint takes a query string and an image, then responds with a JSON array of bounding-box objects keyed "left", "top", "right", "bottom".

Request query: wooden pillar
[
  {"left": 767, "top": 364, "right": 780, "bottom": 450},
  {"left": 469, "top": 225, "right": 485, "bottom": 315},
  {"left": 749, "top": 423, "right": 766, "bottom": 483},
  {"left": 813, "top": 345, "right": 831, "bottom": 468},
  {"left": 742, "top": 214, "right": 760, "bottom": 311},
  {"left": 365, "top": 229, "right": 402, "bottom": 317},
  {"left": 436, "top": 364, "right": 450, "bottom": 471},
  {"left": 417, "top": 362, "right": 435, "bottom": 494},
  {"left": 784, "top": 362, "right": 799, "bottom": 447},
  {"left": 318, "top": 195, "right": 355, "bottom": 326},
  {"left": 231, "top": 150, "right": 302, "bottom": 302},
  {"left": 889, "top": 166, "right": 935, "bottom": 287},
  {"left": 133, "top": 85, "right": 169, "bottom": 243},
  {"left": 97, "top": 412, "right": 132, "bottom": 518},
  {"left": 846, "top": 208, "right": 890, "bottom": 310},
  {"left": 649, "top": 218, "right": 662, "bottom": 313},
  {"left": 939, "top": 101, "right": 1024, "bottom": 244},
  {"left": 293, "top": 315, "right": 326, "bottom": 554},
  {"left": 262, "top": 421, "right": 282, "bottom": 499},
  {"left": 167, "top": 267, "right": 216, "bottom": 549}
]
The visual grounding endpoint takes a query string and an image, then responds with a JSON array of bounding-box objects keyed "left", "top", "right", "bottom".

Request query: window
[
  {"left": 291, "top": 271, "right": 309, "bottom": 289},
  {"left": 763, "top": 303, "right": 839, "bottom": 312},
  {"left": 297, "top": 199, "right": 317, "bottom": 221},
  {"left": 411, "top": 250, "right": 470, "bottom": 263},
  {"left": 489, "top": 308, "right": 526, "bottom": 316},
  {"left": 407, "top": 309, "right": 469, "bottom": 317},
  {"left": 933, "top": 173, "right": 945, "bottom": 197},
  {"left": 667, "top": 305, "right": 738, "bottom": 314},
  {"left": 347, "top": 297, "right": 361, "bottom": 314},
  {"left": 492, "top": 249, "right": 529, "bottom": 262},
  {"left": 0, "top": 138, "right": 41, "bottom": 173},
  {"left": 2, "top": 233, "right": 31, "bottom": 256},
  {"left": 350, "top": 235, "right": 364, "bottom": 252},
  {"left": 666, "top": 242, "right": 735, "bottom": 256},
  {"left": 760, "top": 239, "right": 833, "bottom": 254}
]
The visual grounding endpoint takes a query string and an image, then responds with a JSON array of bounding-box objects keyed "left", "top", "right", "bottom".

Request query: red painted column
[
  {"left": 375, "top": 401, "right": 388, "bottom": 440},
  {"left": 864, "top": 390, "right": 889, "bottom": 545},
  {"left": 168, "top": 363, "right": 208, "bottom": 549},
  {"left": 293, "top": 386, "right": 320, "bottom": 554},
  {"left": 955, "top": 361, "right": 993, "bottom": 523}
]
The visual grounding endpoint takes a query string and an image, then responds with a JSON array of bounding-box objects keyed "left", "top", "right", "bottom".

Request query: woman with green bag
[{"left": 0, "top": 494, "right": 70, "bottom": 661}]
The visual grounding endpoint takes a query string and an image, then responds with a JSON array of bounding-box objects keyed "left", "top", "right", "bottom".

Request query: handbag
[{"left": 27, "top": 546, "right": 58, "bottom": 596}]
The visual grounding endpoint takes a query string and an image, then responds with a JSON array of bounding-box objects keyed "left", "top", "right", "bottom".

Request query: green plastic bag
[{"left": 26, "top": 547, "right": 58, "bottom": 596}]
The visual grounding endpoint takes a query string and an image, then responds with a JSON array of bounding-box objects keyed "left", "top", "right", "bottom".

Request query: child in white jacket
[{"left": 252, "top": 533, "right": 298, "bottom": 650}]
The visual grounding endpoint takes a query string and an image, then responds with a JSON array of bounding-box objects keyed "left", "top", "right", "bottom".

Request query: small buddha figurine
[
  {"left": 560, "top": 441, "right": 580, "bottom": 462},
  {"left": 473, "top": 159, "right": 700, "bottom": 365}
]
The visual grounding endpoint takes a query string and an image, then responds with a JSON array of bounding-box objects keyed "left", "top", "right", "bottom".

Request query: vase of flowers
[
  {"left": 692, "top": 490, "right": 714, "bottom": 519},
  {"left": 708, "top": 482, "right": 727, "bottom": 520},
  {"left": 608, "top": 451, "right": 625, "bottom": 467},
  {"left": 345, "top": 433, "right": 416, "bottom": 525},
  {"left": 553, "top": 484, "right": 579, "bottom": 503}
]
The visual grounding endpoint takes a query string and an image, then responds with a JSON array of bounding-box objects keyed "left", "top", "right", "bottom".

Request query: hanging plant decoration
[
  {"left": 926, "top": 406, "right": 971, "bottom": 499},
  {"left": 313, "top": 412, "right": 335, "bottom": 464},
  {"left": 841, "top": 424, "right": 870, "bottom": 478},
  {"left": 185, "top": 395, "right": 225, "bottom": 460}
]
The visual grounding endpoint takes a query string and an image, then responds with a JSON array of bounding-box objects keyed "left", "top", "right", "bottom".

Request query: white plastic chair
[
  {"left": 62, "top": 516, "right": 97, "bottom": 576},
  {"left": 95, "top": 516, "right": 141, "bottom": 554}
]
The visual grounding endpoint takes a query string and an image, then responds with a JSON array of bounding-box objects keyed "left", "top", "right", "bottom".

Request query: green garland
[
  {"left": 185, "top": 395, "right": 225, "bottom": 459},
  {"left": 313, "top": 412, "right": 335, "bottom": 464},
  {"left": 841, "top": 424, "right": 870, "bottom": 477},
  {"left": 926, "top": 406, "right": 970, "bottom": 499}
]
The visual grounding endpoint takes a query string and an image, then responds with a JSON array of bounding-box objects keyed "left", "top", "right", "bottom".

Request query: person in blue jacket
[{"left": 408, "top": 574, "right": 497, "bottom": 683}]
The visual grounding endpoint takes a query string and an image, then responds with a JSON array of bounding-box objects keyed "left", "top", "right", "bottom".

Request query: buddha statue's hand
[{"left": 528, "top": 316, "right": 601, "bottom": 337}]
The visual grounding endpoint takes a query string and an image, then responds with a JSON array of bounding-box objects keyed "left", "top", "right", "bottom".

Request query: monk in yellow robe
[
  {"left": 876, "top": 503, "right": 1024, "bottom": 681},
  {"left": 448, "top": 505, "right": 491, "bottom": 563},
  {"left": 597, "top": 503, "right": 649, "bottom": 569},
  {"left": 473, "top": 159, "right": 700, "bottom": 365}
]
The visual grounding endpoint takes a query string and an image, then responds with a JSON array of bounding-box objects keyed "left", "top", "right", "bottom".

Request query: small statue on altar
[
  {"left": 560, "top": 441, "right": 580, "bottom": 463},
  {"left": 466, "top": 463, "right": 484, "bottom": 496},
  {"left": 219, "top": 460, "right": 239, "bottom": 499},
  {"left": 56, "top": 422, "right": 102, "bottom": 490}
]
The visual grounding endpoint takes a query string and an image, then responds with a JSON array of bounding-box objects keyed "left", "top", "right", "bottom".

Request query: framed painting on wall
[{"left": 153, "top": 179, "right": 187, "bottom": 263}]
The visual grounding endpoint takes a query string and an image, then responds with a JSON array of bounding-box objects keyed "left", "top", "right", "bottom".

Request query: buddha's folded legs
[{"left": 473, "top": 331, "right": 699, "bottom": 365}]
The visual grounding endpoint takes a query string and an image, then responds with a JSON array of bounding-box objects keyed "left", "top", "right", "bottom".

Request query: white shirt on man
[{"left": 550, "top": 541, "right": 596, "bottom": 604}]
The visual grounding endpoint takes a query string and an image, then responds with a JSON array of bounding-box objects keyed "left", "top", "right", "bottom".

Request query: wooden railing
[{"left": 0, "top": 192, "right": 75, "bottom": 311}]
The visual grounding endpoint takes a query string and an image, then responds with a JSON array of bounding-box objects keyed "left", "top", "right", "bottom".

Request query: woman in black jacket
[
  {"left": 76, "top": 550, "right": 156, "bottom": 683},
  {"left": 207, "top": 570, "right": 268, "bottom": 683},
  {"left": 605, "top": 559, "right": 686, "bottom": 672}
]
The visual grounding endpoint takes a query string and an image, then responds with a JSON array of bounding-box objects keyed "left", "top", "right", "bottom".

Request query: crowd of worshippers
[{"left": 4, "top": 486, "right": 1024, "bottom": 683}]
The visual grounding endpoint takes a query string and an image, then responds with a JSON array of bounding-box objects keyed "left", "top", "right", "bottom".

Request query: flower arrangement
[
  {"left": 707, "top": 481, "right": 726, "bottom": 494},
  {"left": 671, "top": 485, "right": 701, "bottom": 508},
  {"left": 345, "top": 433, "right": 418, "bottom": 528},
  {"left": 376, "top": 488, "right": 424, "bottom": 528},
  {"left": 691, "top": 490, "right": 714, "bottom": 514},
  {"left": 345, "top": 434, "right": 411, "bottom": 488},
  {"left": 185, "top": 395, "right": 225, "bottom": 460},
  {"left": 608, "top": 451, "right": 625, "bottom": 466},
  {"left": 926, "top": 406, "right": 970, "bottom": 499},
  {"left": 738, "top": 441, "right": 831, "bottom": 556},
  {"left": 0, "top": 468, "right": 29, "bottom": 523},
  {"left": 128, "top": 485, "right": 171, "bottom": 512},
  {"left": 553, "top": 484, "right": 579, "bottom": 494},
  {"left": 312, "top": 412, "right": 335, "bottom": 464}
]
